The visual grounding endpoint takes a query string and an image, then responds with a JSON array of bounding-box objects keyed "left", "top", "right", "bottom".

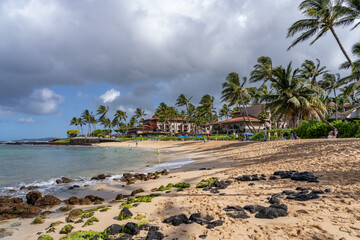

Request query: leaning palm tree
[
  {"left": 265, "top": 62, "right": 334, "bottom": 130},
  {"left": 300, "top": 59, "right": 328, "bottom": 85},
  {"left": 135, "top": 108, "right": 147, "bottom": 135},
  {"left": 287, "top": 0, "right": 353, "bottom": 66},
  {"left": 250, "top": 56, "right": 274, "bottom": 85},
  {"left": 115, "top": 110, "right": 127, "bottom": 124},
  {"left": 77, "top": 117, "right": 84, "bottom": 135},
  {"left": 155, "top": 103, "right": 172, "bottom": 134},
  {"left": 221, "top": 72, "right": 256, "bottom": 132},
  {"left": 97, "top": 105, "right": 109, "bottom": 119},
  {"left": 70, "top": 117, "right": 80, "bottom": 132},
  {"left": 176, "top": 94, "right": 193, "bottom": 115}
]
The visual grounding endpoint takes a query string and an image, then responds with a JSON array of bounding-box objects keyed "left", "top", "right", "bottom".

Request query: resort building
[
  {"left": 128, "top": 116, "right": 195, "bottom": 136},
  {"left": 328, "top": 106, "right": 360, "bottom": 121}
]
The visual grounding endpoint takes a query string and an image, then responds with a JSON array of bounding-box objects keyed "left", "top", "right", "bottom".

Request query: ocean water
[{"left": 0, "top": 144, "right": 193, "bottom": 198}]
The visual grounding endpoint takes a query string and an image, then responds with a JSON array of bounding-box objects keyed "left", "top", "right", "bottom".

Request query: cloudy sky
[{"left": 0, "top": 0, "right": 357, "bottom": 140}]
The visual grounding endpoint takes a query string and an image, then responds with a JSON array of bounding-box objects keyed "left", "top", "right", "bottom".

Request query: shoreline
[{"left": 1, "top": 139, "right": 360, "bottom": 239}]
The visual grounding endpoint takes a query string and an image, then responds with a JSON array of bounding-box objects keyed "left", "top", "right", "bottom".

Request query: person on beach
[
  {"left": 274, "top": 131, "right": 278, "bottom": 140},
  {"left": 235, "top": 133, "right": 239, "bottom": 141},
  {"left": 280, "top": 130, "right": 284, "bottom": 140},
  {"left": 328, "top": 131, "right": 334, "bottom": 139},
  {"left": 334, "top": 128, "right": 338, "bottom": 138},
  {"left": 290, "top": 130, "right": 294, "bottom": 140},
  {"left": 263, "top": 128, "right": 267, "bottom": 142},
  {"left": 157, "top": 149, "right": 160, "bottom": 155},
  {"left": 268, "top": 132, "right": 271, "bottom": 141},
  {"left": 136, "top": 141, "right": 138, "bottom": 147}
]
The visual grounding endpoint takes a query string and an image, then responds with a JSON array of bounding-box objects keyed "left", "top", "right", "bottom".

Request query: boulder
[
  {"left": 60, "top": 224, "right": 74, "bottom": 234},
  {"left": 118, "top": 207, "right": 133, "bottom": 221},
  {"left": 35, "top": 195, "right": 61, "bottom": 207},
  {"left": 61, "top": 177, "right": 73, "bottom": 183},
  {"left": 269, "top": 196, "right": 280, "bottom": 205},
  {"left": 130, "top": 188, "right": 144, "bottom": 196},
  {"left": 115, "top": 194, "right": 124, "bottom": 200},
  {"left": 145, "top": 231, "right": 164, "bottom": 240},
  {"left": 26, "top": 191, "right": 42, "bottom": 205},
  {"left": 67, "top": 209, "right": 83, "bottom": 222},
  {"left": 224, "top": 206, "right": 250, "bottom": 219},
  {"left": 189, "top": 213, "right": 214, "bottom": 225},
  {"left": 206, "top": 220, "right": 223, "bottom": 229},
  {"left": 255, "top": 204, "right": 288, "bottom": 219},
  {"left": 105, "top": 224, "right": 123, "bottom": 236},
  {"left": 123, "top": 222, "right": 140, "bottom": 235},
  {"left": 163, "top": 214, "right": 190, "bottom": 226},
  {"left": 243, "top": 205, "right": 265, "bottom": 214}
]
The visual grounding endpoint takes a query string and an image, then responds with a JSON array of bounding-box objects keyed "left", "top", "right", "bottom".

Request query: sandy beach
[{"left": 1, "top": 139, "right": 360, "bottom": 240}]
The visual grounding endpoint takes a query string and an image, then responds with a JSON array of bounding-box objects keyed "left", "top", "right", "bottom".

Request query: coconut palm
[
  {"left": 221, "top": 72, "right": 256, "bottom": 132},
  {"left": 340, "top": 42, "right": 360, "bottom": 96},
  {"left": 287, "top": 0, "right": 353, "bottom": 65},
  {"left": 337, "top": 0, "right": 360, "bottom": 30},
  {"left": 70, "top": 117, "right": 80, "bottom": 132},
  {"left": 247, "top": 85, "right": 269, "bottom": 105},
  {"left": 81, "top": 109, "right": 93, "bottom": 135},
  {"left": 264, "top": 62, "right": 334, "bottom": 130},
  {"left": 198, "top": 94, "right": 216, "bottom": 133},
  {"left": 250, "top": 56, "right": 274, "bottom": 85},
  {"left": 97, "top": 105, "right": 109, "bottom": 119},
  {"left": 155, "top": 103, "right": 173, "bottom": 134},
  {"left": 115, "top": 110, "right": 127, "bottom": 123},
  {"left": 134, "top": 108, "right": 147, "bottom": 135},
  {"left": 219, "top": 104, "right": 232, "bottom": 120},
  {"left": 300, "top": 59, "right": 328, "bottom": 84},
  {"left": 319, "top": 73, "right": 344, "bottom": 119},
  {"left": 176, "top": 94, "right": 193, "bottom": 116}
]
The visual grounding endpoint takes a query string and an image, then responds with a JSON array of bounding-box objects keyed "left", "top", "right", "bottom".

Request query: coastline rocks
[
  {"left": 163, "top": 214, "right": 190, "bottom": 226},
  {"left": 118, "top": 207, "right": 133, "bottom": 221},
  {"left": 56, "top": 177, "right": 73, "bottom": 184},
  {"left": 189, "top": 213, "right": 214, "bottom": 225},
  {"left": 123, "top": 222, "right": 140, "bottom": 235},
  {"left": 235, "top": 174, "right": 266, "bottom": 182},
  {"left": 206, "top": 220, "right": 224, "bottom": 229},
  {"left": 146, "top": 231, "right": 164, "bottom": 240},
  {"left": 115, "top": 194, "right": 124, "bottom": 200},
  {"left": 130, "top": 188, "right": 144, "bottom": 196},
  {"left": 91, "top": 174, "right": 110, "bottom": 181},
  {"left": 272, "top": 171, "right": 319, "bottom": 183},
  {"left": 105, "top": 224, "right": 123, "bottom": 236},
  {"left": 67, "top": 209, "right": 83, "bottom": 222},
  {"left": 35, "top": 195, "right": 61, "bottom": 207},
  {"left": 244, "top": 205, "right": 265, "bottom": 214},
  {"left": 26, "top": 191, "right": 42, "bottom": 205},
  {"left": 60, "top": 224, "right": 74, "bottom": 234},
  {"left": 255, "top": 204, "right": 288, "bottom": 219},
  {"left": 224, "top": 206, "right": 250, "bottom": 219},
  {"left": 85, "top": 195, "right": 104, "bottom": 204},
  {"left": 20, "top": 185, "right": 39, "bottom": 190},
  {"left": 64, "top": 197, "right": 92, "bottom": 205}
]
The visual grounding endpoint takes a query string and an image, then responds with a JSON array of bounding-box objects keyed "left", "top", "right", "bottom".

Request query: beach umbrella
[
  {"left": 243, "top": 132, "right": 253, "bottom": 135},
  {"left": 196, "top": 136, "right": 203, "bottom": 138},
  {"left": 184, "top": 136, "right": 190, "bottom": 138},
  {"left": 178, "top": 135, "right": 184, "bottom": 138}
]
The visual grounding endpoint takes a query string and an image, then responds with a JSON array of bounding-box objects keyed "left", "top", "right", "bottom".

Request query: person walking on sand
[
  {"left": 280, "top": 130, "right": 284, "bottom": 140},
  {"left": 263, "top": 128, "right": 267, "bottom": 142},
  {"left": 334, "top": 128, "right": 338, "bottom": 138},
  {"left": 157, "top": 149, "right": 160, "bottom": 155},
  {"left": 274, "top": 131, "right": 278, "bottom": 140},
  {"left": 268, "top": 131, "right": 271, "bottom": 141}
]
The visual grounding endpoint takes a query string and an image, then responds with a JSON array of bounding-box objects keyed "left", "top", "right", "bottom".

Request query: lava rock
[
  {"left": 145, "top": 231, "right": 164, "bottom": 240},
  {"left": 26, "top": 191, "right": 42, "bottom": 205},
  {"left": 163, "top": 214, "right": 190, "bottom": 226},
  {"left": 139, "top": 224, "right": 150, "bottom": 231},
  {"left": 290, "top": 172, "right": 319, "bottom": 182},
  {"left": 199, "top": 235, "right": 207, "bottom": 239},
  {"left": 105, "top": 224, "right": 123, "bottom": 236},
  {"left": 243, "top": 205, "right": 265, "bottom": 214},
  {"left": 269, "top": 196, "right": 280, "bottom": 205},
  {"left": 189, "top": 213, "right": 214, "bottom": 225},
  {"left": 35, "top": 195, "right": 61, "bottom": 207},
  {"left": 61, "top": 177, "right": 73, "bottom": 183},
  {"left": 224, "top": 206, "right": 249, "bottom": 219},
  {"left": 130, "top": 188, "right": 144, "bottom": 196},
  {"left": 255, "top": 204, "right": 288, "bottom": 219},
  {"left": 206, "top": 220, "right": 223, "bottom": 229},
  {"left": 118, "top": 207, "right": 133, "bottom": 220},
  {"left": 269, "top": 175, "right": 277, "bottom": 180},
  {"left": 123, "top": 222, "right": 140, "bottom": 235}
]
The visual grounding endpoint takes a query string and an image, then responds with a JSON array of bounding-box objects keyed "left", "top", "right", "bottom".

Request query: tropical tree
[
  {"left": 250, "top": 56, "right": 274, "bottom": 85},
  {"left": 221, "top": 72, "right": 256, "bottom": 132},
  {"left": 176, "top": 94, "right": 192, "bottom": 116},
  {"left": 340, "top": 42, "right": 360, "bottom": 96},
  {"left": 198, "top": 94, "right": 216, "bottom": 133},
  {"left": 219, "top": 104, "right": 232, "bottom": 120},
  {"left": 300, "top": 59, "right": 328, "bottom": 84},
  {"left": 81, "top": 109, "right": 92, "bottom": 135},
  {"left": 319, "top": 73, "right": 344, "bottom": 119},
  {"left": 155, "top": 102, "right": 175, "bottom": 134},
  {"left": 135, "top": 108, "right": 147, "bottom": 135},
  {"left": 97, "top": 105, "right": 109, "bottom": 119},
  {"left": 287, "top": 0, "right": 353, "bottom": 66},
  {"left": 115, "top": 110, "right": 127, "bottom": 124},
  {"left": 70, "top": 117, "right": 80, "bottom": 132},
  {"left": 247, "top": 85, "right": 269, "bottom": 105},
  {"left": 264, "top": 62, "right": 334, "bottom": 130},
  {"left": 337, "top": 0, "right": 360, "bottom": 30}
]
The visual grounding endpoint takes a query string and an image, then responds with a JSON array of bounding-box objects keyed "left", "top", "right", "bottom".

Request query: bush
[
  {"left": 67, "top": 129, "right": 79, "bottom": 138},
  {"left": 251, "top": 129, "right": 292, "bottom": 141},
  {"left": 295, "top": 120, "right": 360, "bottom": 139},
  {"left": 91, "top": 129, "right": 104, "bottom": 137}
]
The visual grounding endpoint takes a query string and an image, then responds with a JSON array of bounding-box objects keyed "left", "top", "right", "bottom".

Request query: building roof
[
  {"left": 230, "top": 104, "right": 264, "bottom": 118},
  {"left": 213, "top": 116, "right": 260, "bottom": 125},
  {"left": 142, "top": 116, "right": 188, "bottom": 122}
]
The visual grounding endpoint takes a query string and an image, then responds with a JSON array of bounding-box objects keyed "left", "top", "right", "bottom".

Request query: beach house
[{"left": 128, "top": 116, "right": 195, "bottom": 136}]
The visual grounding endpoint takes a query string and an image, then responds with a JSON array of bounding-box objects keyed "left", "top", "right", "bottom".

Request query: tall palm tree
[
  {"left": 155, "top": 103, "right": 172, "bottom": 134},
  {"left": 247, "top": 85, "right": 269, "bottom": 105},
  {"left": 221, "top": 72, "right": 256, "bottom": 132},
  {"left": 198, "top": 94, "right": 216, "bottom": 134},
  {"left": 250, "top": 56, "right": 274, "bottom": 85},
  {"left": 219, "top": 104, "right": 232, "bottom": 120},
  {"left": 337, "top": 0, "right": 360, "bottom": 30},
  {"left": 81, "top": 109, "right": 92, "bottom": 135},
  {"left": 97, "top": 105, "right": 109, "bottom": 118},
  {"left": 287, "top": 0, "right": 353, "bottom": 66},
  {"left": 115, "top": 110, "right": 127, "bottom": 123},
  {"left": 300, "top": 59, "right": 328, "bottom": 84},
  {"left": 77, "top": 117, "right": 84, "bottom": 135},
  {"left": 265, "top": 62, "right": 334, "bottom": 130},
  {"left": 135, "top": 108, "right": 147, "bottom": 135},
  {"left": 319, "top": 73, "right": 344, "bottom": 119},
  {"left": 176, "top": 94, "right": 193, "bottom": 115}
]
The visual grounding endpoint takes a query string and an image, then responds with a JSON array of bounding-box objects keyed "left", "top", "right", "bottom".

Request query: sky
[{"left": 0, "top": 0, "right": 358, "bottom": 140}]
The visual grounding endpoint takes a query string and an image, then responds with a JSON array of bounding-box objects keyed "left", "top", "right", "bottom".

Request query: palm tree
[
  {"left": 340, "top": 42, "right": 360, "bottom": 97},
  {"left": 77, "top": 117, "right": 84, "bottom": 135},
  {"left": 250, "top": 56, "right": 274, "bottom": 85},
  {"left": 70, "top": 117, "right": 80, "bottom": 132},
  {"left": 221, "top": 72, "right": 256, "bottom": 132},
  {"left": 265, "top": 62, "right": 334, "bottom": 130},
  {"left": 337, "top": 0, "right": 360, "bottom": 30},
  {"left": 135, "top": 108, "right": 147, "bottom": 135},
  {"left": 176, "top": 94, "right": 193, "bottom": 115},
  {"left": 115, "top": 110, "right": 127, "bottom": 123},
  {"left": 300, "top": 59, "right": 328, "bottom": 84},
  {"left": 247, "top": 85, "right": 269, "bottom": 105},
  {"left": 287, "top": 0, "right": 353, "bottom": 66},
  {"left": 155, "top": 103, "right": 172, "bottom": 134},
  {"left": 319, "top": 73, "right": 344, "bottom": 119},
  {"left": 97, "top": 105, "right": 109, "bottom": 118},
  {"left": 198, "top": 94, "right": 216, "bottom": 134},
  {"left": 81, "top": 110, "right": 92, "bottom": 135},
  {"left": 219, "top": 104, "right": 232, "bottom": 120}
]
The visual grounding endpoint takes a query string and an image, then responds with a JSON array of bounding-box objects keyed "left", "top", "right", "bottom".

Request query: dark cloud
[{"left": 0, "top": 0, "right": 356, "bottom": 116}]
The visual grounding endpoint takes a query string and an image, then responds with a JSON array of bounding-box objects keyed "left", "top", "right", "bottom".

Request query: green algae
[{"left": 196, "top": 177, "right": 218, "bottom": 188}]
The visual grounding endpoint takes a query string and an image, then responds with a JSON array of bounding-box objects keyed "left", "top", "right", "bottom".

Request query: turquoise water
[{"left": 0, "top": 144, "right": 193, "bottom": 197}]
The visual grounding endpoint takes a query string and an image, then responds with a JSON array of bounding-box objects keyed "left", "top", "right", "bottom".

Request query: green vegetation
[
  {"left": 60, "top": 224, "right": 74, "bottom": 234},
  {"left": 59, "top": 205, "right": 74, "bottom": 212},
  {"left": 175, "top": 182, "right": 190, "bottom": 188},
  {"left": 67, "top": 129, "right": 79, "bottom": 138},
  {"left": 32, "top": 216, "right": 45, "bottom": 224},
  {"left": 59, "top": 230, "right": 102, "bottom": 240},
  {"left": 53, "top": 138, "right": 70, "bottom": 143},
  {"left": 91, "top": 129, "right": 105, "bottom": 137},
  {"left": 130, "top": 188, "right": 144, "bottom": 196},
  {"left": 134, "top": 214, "right": 146, "bottom": 221},
  {"left": 196, "top": 177, "right": 218, "bottom": 188},
  {"left": 37, "top": 235, "right": 53, "bottom": 240},
  {"left": 251, "top": 129, "right": 292, "bottom": 141},
  {"left": 46, "top": 221, "right": 62, "bottom": 233},
  {"left": 82, "top": 217, "right": 99, "bottom": 227}
]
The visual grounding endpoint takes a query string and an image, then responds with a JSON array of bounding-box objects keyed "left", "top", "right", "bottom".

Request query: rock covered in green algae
[
  {"left": 118, "top": 207, "right": 133, "bottom": 221},
  {"left": 60, "top": 224, "right": 74, "bottom": 234},
  {"left": 37, "top": 235, "right": 54, "bottom": 240}
]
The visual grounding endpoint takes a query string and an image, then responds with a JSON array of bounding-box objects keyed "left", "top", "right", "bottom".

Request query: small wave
[{"left": 145, "top": 157, "right": 194, "bottom": 172}]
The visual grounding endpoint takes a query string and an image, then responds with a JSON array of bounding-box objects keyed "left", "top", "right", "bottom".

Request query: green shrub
[
  {"left": 251, "top": 129, "right": 292, "bottom": 141},
  {"left": 91, "top": 129, "right": 104, "bottom": 137},
  {"left": 67, "top": 129, "right": 79, "bottom": 138}
]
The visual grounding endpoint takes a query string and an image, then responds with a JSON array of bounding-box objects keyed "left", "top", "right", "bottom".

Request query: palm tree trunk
[
  {"left": 314, "top": 108, "right": 335, "bottom": 131},
  {"left": 241, "top": 101, "right": 257, "bottom": 132},
  {"left": 330, "top": 27, "right": 353, "bottom": 66},
  {"left": 333, "top": 89, "right": 337, "bottom": 120}
]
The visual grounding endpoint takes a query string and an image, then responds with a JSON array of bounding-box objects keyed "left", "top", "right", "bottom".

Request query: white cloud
[
  {"left": 18, "top": 117, "right": 35, "bottom": 123},
  {"left": 99, "top": 88, "right": 120, "bottom": 103},
  {"left": 23, "top": 88, "right": 64, "bottom": 115}
]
